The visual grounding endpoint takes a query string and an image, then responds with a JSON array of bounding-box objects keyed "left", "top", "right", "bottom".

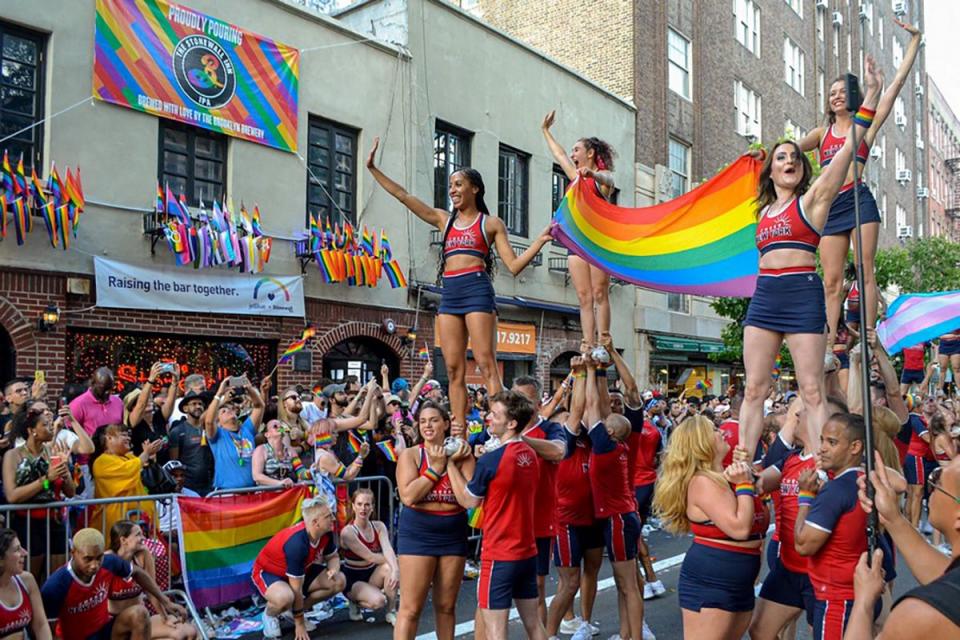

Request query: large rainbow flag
[
  {"left": 178, "top": 486, "right": 309, "bottom": 608},
  {"left": 877, "top": 290, "right": 960, "bottom": 355},
  {"left": 552, "top": 155, "right": 762, "bottom": 297}
]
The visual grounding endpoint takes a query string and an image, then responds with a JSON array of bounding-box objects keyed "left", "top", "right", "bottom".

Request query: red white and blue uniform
[
  {"left": 719, "top": 418, "right": 765, "bottom": 468},
  {"left": 940, "top": 330, "right": 960, "bottom": 356},
  {"left": 626, "top": 406, "right": 661, "bottom": 523},
  {"left": 523, "top": 417, "right": 568, "bottom": 577},
  {"left": 0, "top": 574, "right": 33, "bottom": 638},
  {"left": 588, "top": 422, "right": 641, "bottom": 562},
  {"left": 745, "top": 197, "right": 826, "bottom": 335},
  {"left": 252, "top": 522, "right": 337, "bottom": 597},
  {"left": 41, "top": 555, "right": 133, "bottom": 640},
  {"left": 553, "top": 431, "right": 604, "bottom": 568},
  {"left": 901, "top": 343, "right": 927, "bottom": 384},
  {"left": 903, "top": 413, "right": 936, "bottom": 486},
  {"left": 396, "top": 445, "right": 468, "bottom": 557},
  {"left": 439, "top": 213, "right": 496, "bottom": 315},
  {"left": 467, "top": 439, "right": 540, "bottom": 610},
  {"left": 818, "top": 125, "right": 881, "bottom": 236},
  {"left": 341, "top": 523, "right": 384, "bottom": 591}
]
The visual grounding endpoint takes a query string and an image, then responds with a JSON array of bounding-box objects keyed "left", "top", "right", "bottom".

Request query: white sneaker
[
  {"left": 643, "top": 582, "right": 655, "bottom": 600},
  {"left": 650, "top": 579, "right": 666, "bottom": 596},
  {"left": 348, "top": 601, "right": 363, "bottom": 621},
  {"left": 571, "top": 622, "right": 593, "bottom": 640},
  {"left": 262, "top": 612, "right": 281, "bottom": 639},
  {"left": 607, "top": 635, "right": 622, "bottom": 640},
  {"left": 386, "top": 611, "right": 397, "bottom": 626},
  {"left": 280, "top": 611, "right": 317, "bottom": 631},
  {"left": 642, "top": 620, "right": 657, "bottom": 640},
  {"left": 560, "top": 617, "right": 583, "bottom": 635},
  {"left": 586, "top": 621, "right": 600, "bottom": 636}
]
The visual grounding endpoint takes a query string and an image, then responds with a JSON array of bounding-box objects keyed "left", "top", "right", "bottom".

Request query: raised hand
[
  {"left": 541, "top": 110, "right": 556, "bottom": 131},
  {"left": 366, "top": 136, "right": 380, "bottom": 169},
  {"left": 894, "top": 19, "right": 920, "bottom": 36}
]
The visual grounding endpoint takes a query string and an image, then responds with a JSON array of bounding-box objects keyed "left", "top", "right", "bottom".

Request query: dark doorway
[
  {"left": 0, "top": 327, "right": 15, "bottom": 386},
  {"left": 323, "top": 337, "right": 400, "bottom": 385}
]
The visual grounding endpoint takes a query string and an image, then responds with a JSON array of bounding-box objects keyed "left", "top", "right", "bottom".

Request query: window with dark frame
[
  {"left": 0, "top": 22, "right": 46, "bottom": 172},
  {"left": 307, "top": 116, "right": 358, "bottom": 227},
  {"left": 498, "top": 145, "right": 529, "bottom": 237},
  {"left": 551, "top": 164, "right": 570, "bottom": 214},
  {"left": 434, "top": 121, "right": 471, "bottom": 210},
  {"left": 158, "top": 120, "right": 226, "bottom": 207}
]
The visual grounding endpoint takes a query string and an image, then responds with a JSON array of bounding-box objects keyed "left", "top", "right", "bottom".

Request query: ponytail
[{"left": 580, "top": 137, "right": 616, "bottom": 172}]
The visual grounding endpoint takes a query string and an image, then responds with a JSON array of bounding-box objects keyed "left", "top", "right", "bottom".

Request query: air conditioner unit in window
[
  {"left": 816, "top": 0, "right": 828, "bottom": 9},
  {"left": 858, "top": 6, "right": 870, "bottom": 20},
  {"left": 897, "top": 225, "right": 913, "bottom": 239},
  {"left": 915, "top": 85, "right": 924, "bottom": 97},
  {"left": 832, "top": 11, "right": 843, "bottom": 27},
  {"left": 895, "top": 113, "right": 907, "bottom": 127},
  {"left": 870, "top": 146, "right": 883, "bottom": 159},
  {"left": 897, "top": 169, "right": 912, "bottom": 182},
  {"left": 893, "top": 1, "right": 907, "bottom": 16},
  {"left": 917, "top": 187, "right": 929, "bottom": 198},
  {"left": 916, "top": 138, "right": 925, "bottom": 150}
]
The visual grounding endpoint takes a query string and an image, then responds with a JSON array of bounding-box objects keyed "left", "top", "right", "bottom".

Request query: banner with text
[
  {"left": 436, "top": 321, "right": 536, "bottom": 355},
  {"left": 93, "top": 0, "right": 299, "bottom": 151},
  {"left": 95, "top": 257, "right": 305, "bottom": 317}
]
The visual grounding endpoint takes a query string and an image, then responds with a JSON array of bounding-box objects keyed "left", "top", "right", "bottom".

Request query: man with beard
[
  {"left": 169, "top": 390, "right": 214, "bottom": 495},
  {"left": 203, "top": 377, "right": 265, "bottom": 490}
]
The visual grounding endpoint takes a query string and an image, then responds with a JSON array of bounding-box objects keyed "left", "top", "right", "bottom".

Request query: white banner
[{"left": 94, "top": 257, "right": 305, "bottom": 317}]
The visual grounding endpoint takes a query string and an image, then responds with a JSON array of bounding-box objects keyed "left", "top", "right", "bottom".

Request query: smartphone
[
  {"left": 229, "top": 375, "right": 245, "bottom": 387},
  {"left": 50, "top": 454, "right": 64, "bottom": 468},
  {"left": 161, "top": 363, "right": 177, "bottom": 374},
  {"left": 392, "top": 410, "right": 402, "bottom": 421},
  {"left": 34, "top": 370, "right": 45, "bottom": 385}
]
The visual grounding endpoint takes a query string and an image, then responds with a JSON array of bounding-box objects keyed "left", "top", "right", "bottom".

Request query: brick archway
[
  {"left": 312, "top": 321, "right": 405, "bottom": 359},
  {"left": 0, "top": 295, "right": 35, "bottom": 354}
]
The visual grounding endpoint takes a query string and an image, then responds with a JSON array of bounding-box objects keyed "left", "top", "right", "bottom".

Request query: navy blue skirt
[
  {"left": 438, "top": 271, "right": 497, "bottom": 315},
  {"left": 823, "top": 183, "right": 881, "bottom": 236},
  {"left": 679, "top": 541, "right": 761, "bottom": 613},
  {"left": 745, "top": 271, "right": 827, "bottom": 334},
  {"left": 396, "top": 507, "right": 468, "bottom": 557}
]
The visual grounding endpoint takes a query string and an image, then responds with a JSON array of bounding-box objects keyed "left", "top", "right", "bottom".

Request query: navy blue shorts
[
  {"left": 396, "top": 507, "right": 468, "bottom": 556},
  {"left": 252, "top": 563, "right": 325, "bottom": 597},
  {"left": 904, "top": 454, "right": 937, "bottom": 486},
  {"left": 553, "top": 521, "right": 604, "bottom": 568},
  {"left": 477, "top": 556, "right": 538, "bottom": 609},
  {"left": 603, "top": 512, "right": 641, "bottom": 562},
  {"left": 634, "top": 483, "right": 655, "bottom": 523},
  {"left": 678, "top": 541, "right": 762, "bottom": 613},
  {"left": 535, "top": 537, "right": 552, "bottom": 577},
  {"left": 766, "top": 538, "right": 779, "bottom": 573},
  {"left": 901, "top": 368, "right": 924, "bottom": 384},
  {"left": 342, "top": 564, "right": 377, "bottom": 593},
  {"left": 745, "top": 271, "right": 826, "bottom": 335},
  {"left": 812, "top": 598, "right": 880, "bottom": 640},
  {"left": 940, "top": 339, "right": 960, "bottom": 356},
  {"left": 845, "top": 305, "right": 860, "bottom": 325},
  {"left": 438, "top": 271, "right": 496, "bottom": 315},
  {"left": 822, "top": 183, "right": 882, "bottom": 236},
  {"left": 87, "top": 617, "right": 116, "bottom": 640},
  {"left": 836, "top": 350, "right": 850, "bottom": 370},
  {"left": 759, "top": 557, "right": 815, "bottom": 625}
]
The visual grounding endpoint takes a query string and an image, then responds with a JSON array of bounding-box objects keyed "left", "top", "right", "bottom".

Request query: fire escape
[{"left": 946, "top": 154, "right": 960, "bottom": 237}]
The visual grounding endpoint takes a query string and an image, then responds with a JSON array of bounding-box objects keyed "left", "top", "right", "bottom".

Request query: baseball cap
[
  {"left": 386, "top": 394, "right": 403, "bottom": 405},
  {"left": 162, "top": 460, "right": 184, "bottom": 473},
  {"left": 322, "top": 383, "right": 345, "bottom": 398},
  {"left": 391, "top": 378, "right": 410, "bottom": 393}
]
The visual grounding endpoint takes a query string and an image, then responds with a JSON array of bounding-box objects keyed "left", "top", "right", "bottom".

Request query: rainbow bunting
[
  {"left": 11, "top": 198, "right": 27, "bottom": 245},
  {"left": 0, "top": 194, "right": 6, "bottom": 238},
  {"left": 878, "top": 291, "right": 960, "bottom": 355},
  {"left": 552, "top": 155, "right": 762, "bottom": 297},
  {"left": 418, "top": 344, "right": 430, "bottom": 360},
  {"left": 29, "top": 169, "right": 45, "bottom": 207},
  {"left": 57, "top": 204, "right": 71, "bottom": 250},
  {"left": 346, "top": 430, "right": 363, "bottom": 455},
  {"left": 380, "top": 229, "right": 394, "bottom": 261},
  {"left": 178, "top": 486, "right": 309, "bottom": 608},
  {"left": 383, "top": 259, "right": 408, "bottom": 288},
  {"left": 1, "top": 151, "right": 13, "bottom": 201},
  {"left": 376, "top": 439, "right": 398, "bottom": 463},
  {"left": 155, "top": 182, "right": 164, "bottom": 214},
  {"left": 13, "top": 154, "right": 26, "bottom": 198},
  {"left": 251, "top": 204, "right": 263, "bottom": 237},
  {"left": 39, "top": 201, "right": 57, "bottom": 247}
]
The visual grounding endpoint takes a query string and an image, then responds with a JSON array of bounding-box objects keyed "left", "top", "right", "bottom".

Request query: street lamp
[{"left": 37, "top": 305, "right": 60, "bottom": 332}]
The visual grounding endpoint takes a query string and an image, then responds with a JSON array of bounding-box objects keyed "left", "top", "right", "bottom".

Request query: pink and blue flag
[{"left": 877, "top": 291, "right": 960, "bottom": 355}]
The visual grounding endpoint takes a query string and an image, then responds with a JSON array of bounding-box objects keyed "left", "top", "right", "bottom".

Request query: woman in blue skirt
[
  {"left": 737, "top": 57, "right": 881, "bottom": 464},
  {"left": 367, "top": 137, "right": 551, "bottom": 432}
]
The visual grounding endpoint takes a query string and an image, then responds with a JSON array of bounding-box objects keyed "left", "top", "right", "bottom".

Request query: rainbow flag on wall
[
  {"left": 178, "top": 485, "right": 309, "bottom": 608},
  {"left": 878, "top": 290, "right": 960, "bottom": 355},
  {"left": 552, "top": 155, "right": 762, "bottom": 297}
]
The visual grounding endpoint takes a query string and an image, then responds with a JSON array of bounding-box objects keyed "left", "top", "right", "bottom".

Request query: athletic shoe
[
  {"left": 386, "top": 611, "right": 397, "bottom": 626},
  {"left": 643, "top": 582, "right": 655, "bottom": 600},
  {"left": 348, "top": 601, "right": 363, "bottom": 621},
  {"left": 587, "top": 622, "right": 600, "bottom": 636},
  {"left": 649, "top": 580, "right": 666, "bottom": 596},
  {"left": 281, "top": 611, "right": 317, "bottom": 631},
  {"left": 642, "top": 621, "right": 657, "bottom": 640},
  {"left": 262, "top": 612, "right": 281, "bottom": 639},
  {"left": 571, "top": 623, "right": 593, "bottom": 640},
  {"left": 560, "top": 617, "right": 583, "bottom": 634}
]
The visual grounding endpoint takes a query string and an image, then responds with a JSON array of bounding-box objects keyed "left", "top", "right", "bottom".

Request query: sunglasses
[
  {"left": 283, "top": 394, "right": 300, "bottom": 401},
  {"left": 928, "top": 467, "right": 960, "bottom": 504}
]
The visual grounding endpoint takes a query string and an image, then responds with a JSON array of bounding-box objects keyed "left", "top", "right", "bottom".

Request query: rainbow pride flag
[
  {"left": 552, "top": 155, "right": 762, "bottom": 297},
  {"left": 878, "top": 291, "right": 960, "bottom": 355},
  {"left": 376, "top": 439, "right": 398, "bottom": 462},
  {"left": 178, "top": 486, "right": 310, "bottom": 608}
]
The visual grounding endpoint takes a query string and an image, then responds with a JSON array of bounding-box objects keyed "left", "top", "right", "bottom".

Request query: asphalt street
[{"left": 241, "top": 525, "right": 924, "bottom": 639}]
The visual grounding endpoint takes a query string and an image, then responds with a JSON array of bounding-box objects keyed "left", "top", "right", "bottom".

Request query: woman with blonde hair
[
  {"left": 872, "top": 405, "right": 905, "bottom": 474},
  {"left": 653, "top": 415, "right": 767, "bottom": 640}
]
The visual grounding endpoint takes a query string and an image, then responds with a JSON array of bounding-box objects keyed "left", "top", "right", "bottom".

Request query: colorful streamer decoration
[
  {"left": 301, "top": 217, "right": 407, "bottom": 288},
  {"left": 0, "top": 153, "right": 85, "bottom": 249},
  {"left": 878, "top": 291, "right": 960, "bottom": 355},
  {"left": 552, "top": 155, "right": 763, "bottom": 297}
]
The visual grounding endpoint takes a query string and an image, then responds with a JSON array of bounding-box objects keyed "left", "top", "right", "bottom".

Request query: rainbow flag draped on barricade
[
  {"left": 178, "top": 485, "right": 310, "bottom": 608},
  {"left": 878, "top": 290, "right": 960, "bottom": 355},
  {"left": 551, "top": 155, "right": 762, "bottom": 297}
]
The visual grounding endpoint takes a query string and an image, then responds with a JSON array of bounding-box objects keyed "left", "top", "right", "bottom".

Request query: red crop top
[
  {"left": 0, "top": 575, "right": 32, "bottom": 637},
  {"left": 689, "top": 494, "right": 770, "bottom": 541},
  {"left": 443, "top": 214, "right": 490, "bottom": 261},
  {"left": 342, "top": 523, "right": 383, "bottom": 570},
  {"left": 755, "top": 196, "right": 821, "bottom": 256},
  {"left": 416, "top": 445, "right": 463, "bottom": 511},
  {"left": 819, "top": 124, "right": 870, "bottom": 168}
]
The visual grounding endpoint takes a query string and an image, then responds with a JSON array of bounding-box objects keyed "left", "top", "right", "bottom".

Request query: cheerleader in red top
[
  {"left": 0, "top": 530, "right": 48, "bottom": 640},
  {"left": 737, "top": 58, "right": 882, "bottom": 467},
  {"left": 106, "top": 521, "right": 198, "bottom": 640},
  {"left": 653, "top": 415, "right": 768, "bottom": 640},
  {"left": 340, "top": 488, "right": 399, "bottom": 625},
  {"left": 394, "top": 401, "right": 475, "bottom": 640},
  {"left": 900, "top": 341, "right": 930, "bottom": 395},
  {"left": 367, "top": 139, "right": 551, "bottom": 432},
  {"left": 541, "top": 111, "right": 618, "bottom": 357}
]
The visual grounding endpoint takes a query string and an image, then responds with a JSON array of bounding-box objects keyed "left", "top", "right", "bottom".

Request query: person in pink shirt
[{"left": 69, "top": 368, "right": 123, "bottom": 438}]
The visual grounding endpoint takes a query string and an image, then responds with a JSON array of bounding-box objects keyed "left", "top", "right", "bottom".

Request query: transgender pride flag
[{"left": 877, "top": 290, "right": 960, "bottom": 355}]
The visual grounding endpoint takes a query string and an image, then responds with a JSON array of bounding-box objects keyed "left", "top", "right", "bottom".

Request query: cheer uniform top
[
  {"left": 41, "top": 555, "right": 133, "bottom": 640},
  {"left": 819, "top": 125, "right": 882, "bottom": 236},
  {"left": 0, "top": 575, "right": 32, "bottom": 638},
  {"left": 396, "top": 445, "right": 469, "bottom": 557},
  {"left": 522, "top": 417, "right": 567, "bottom": 539},
  {"left": 341, "top": 522, "right": 384, "bottom": 590},
  {"left": 588, "top": 422, "right": 642, "bottom": 562},
  {"left": 904, "top": 413, "right": 937, "bottom": 486},
  {"left": 442, "top": 213, "right": 491, "bottom": 275},
  {"left": 438, "top": 213, "right": 496, "bottom": 315},
  {"left": 845, "top": 281, "right": 861, "bottom": 325},
  {"left": 553, "top": 432, "right": 604, "bottom": 568},
  {"left": 819, "top": 125, "right": 870, "bottom": 170}
]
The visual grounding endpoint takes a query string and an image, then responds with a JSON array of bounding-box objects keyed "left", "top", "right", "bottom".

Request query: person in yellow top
[{"left": 92, "top": 425, "right": 161, "bottom": 534}]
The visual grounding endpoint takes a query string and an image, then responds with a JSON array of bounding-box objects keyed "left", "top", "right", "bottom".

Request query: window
[
  {"left": 894, "top": 97, "right": 906, "bottom": 128},
  {"left": 433, "top": 121, "right": 472, "bottom": 210},
  {"left": 817, "top": 7, "right": 825, "bottom": 41},
  {"left": 895, "top": 147, "right": 906, "bottom": 173},
  {"left": 784, "top": 38, "right": 805, "bottom": 95},
  {"left": 846, "top": 32, "right": 852, "bottom": 71},
  {"left": 0, "top": 22, "right": 46, "bottom": 172},
  {"left": 159, "top": 121, "right": 226, "bottom": 207},
  {"left": 734, "top": 0, "right": 760, "bottom": 55},
  {"left": 785, "top": 0, "right": 802, "bottom": 18},
  {"left": 785, "top": 119, "right": 806, "bottom": 140},
  {"left": 893, "top": 38, "right": 903, "bottom": 68},
  {"left": 668, "top": 28, "right": 691, "bottom": 99},
  {"left": 817, "top": 70, "right": 825, "bottom": 114},
  {"left": 881, "top": 134, "right": 887, "bottom": 168},
  {"left": 864, "top": 1, "right": 874, "bottom": 35},
  {"left": 881, "top": 193, "right": 887, "bottom": 227},
  {"left": 667, "top": 293, "right": 690, "bottom": 313},
  {"left": 734, "top": 80, "right": 761, "bottom": 138},
  {"left": 668, "top": 138, "right": 690, "bottom": 198},
  {"left": 498, "top": 145, "right": 528, "bottom": 236},
  {"left": 306, "top": 116, "right": 358, "bottom": 226},
  {"left": 879, "top": 18, "right": 884, "bottom": 50},
  {"left": 551, "top": 164, "right": 570, "bottom": 214},
  {"left": 896, "top": 204, "right": 906, "bottom": 229},
  {"left": 833, "top": 26, "right": 840, "bottom": 62}
]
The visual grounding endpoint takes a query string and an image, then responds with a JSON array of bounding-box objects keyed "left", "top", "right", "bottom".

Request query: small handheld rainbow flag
[
  {"left": 467, "top": 505, "right": 483, "bottom": 529},
  {"left": 772, "top": 354, "right": 782, "bottom": 380},
  {"left": 314, "top": 432, "right": 334, "bottom": 448},
  {"left": 418, "top": 342, "right": 430, "bottom": 360},
  {"left": 279, "top": 326, "right": 317, "bottom": 364},
  {"left": 346, "top": 430, "right": 363, "bottom": 455},
  {"left": 376, "top": 439, "right": 398, "bottom": 462}
]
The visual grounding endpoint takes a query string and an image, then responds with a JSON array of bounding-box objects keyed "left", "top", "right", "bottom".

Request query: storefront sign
[
  {"left": 94, "top": 257, "right": 305, "bottom": 317},
  {"left": 93, "top": 0, "right": 300, "bottom": 151},
  {"left": 436, "top": 321, "right": 537, "bottom": 355},
  {"left": 653, "top": 335, "right": 724, "bottom": 354}
]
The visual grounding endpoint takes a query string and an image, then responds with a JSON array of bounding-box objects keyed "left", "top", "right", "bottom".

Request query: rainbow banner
[
  {"left": 552, "top": 155, "right": 762, "bottom": 297},
  {"left": 93, "top": 0, "right": 299, "bottom": 152},
  {"left": 178, "top": 485, "right": 310, "bottom": 608},
  {"left": 877, "top": 290, "right": 960, "bottom": 355}
]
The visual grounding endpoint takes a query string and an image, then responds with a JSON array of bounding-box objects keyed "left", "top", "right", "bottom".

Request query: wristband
[
  {"left": 42, "top": 478, "right": 50, "bottom": 491},
  {"left": 595, "top": 368, "right": 607, "bottom": 378},
  {"left": 797, "top": 490, "right": 816, "bottom": 507},
  {"left": 574, "top": 372, "right": 586, "bottom": 379},
  {"left": 734, "top": 482, "right": 755, "bottom": 497},
  {"left": 422, "top": 467, "right": 441, "bottom": 483},
  {"left": 853, "top": 106, "right": 876, "bottom": 128}
]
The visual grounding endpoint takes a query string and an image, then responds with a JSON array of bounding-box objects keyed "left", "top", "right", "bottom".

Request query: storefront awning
[{"left": 650, "top": 334, "right": 724, "bottom": 354}]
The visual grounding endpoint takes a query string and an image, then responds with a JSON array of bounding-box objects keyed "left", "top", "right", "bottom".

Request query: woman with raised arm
[
  {"left": 796, "top": 20, "right": 922, "bottom": 356},
  {"left": 366, "top": 138, "right": 551, "bottom": 431},
  {"left": 542, "top": 111, "right": 618, "bottom": 356},
  {"left": 737, "top": 56, "right": 882, "bottom": 464}
]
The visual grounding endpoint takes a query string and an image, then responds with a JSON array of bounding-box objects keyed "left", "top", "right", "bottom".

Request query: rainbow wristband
[
  {"left": 797, "top": 490, "right": 816, "bottom": 507},
  {"left": 734, "top": 482, "right": 755, "bottom": 497},
  {"left": 574, "top": 372, "right": 587, "bottom": 379},
  {"left": 853, "top": 106, "right": 876, "bottom": 128},
  {"left": 422, "top": 468, "right": 441, "bottom": 483}
]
